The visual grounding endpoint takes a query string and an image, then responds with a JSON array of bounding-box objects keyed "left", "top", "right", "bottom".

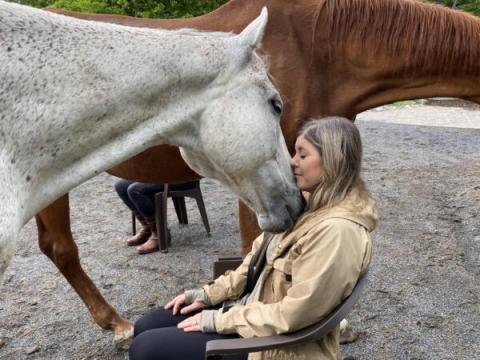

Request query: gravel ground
[{"left": 0, "top": 101, "right": 479, "bottom": 359}]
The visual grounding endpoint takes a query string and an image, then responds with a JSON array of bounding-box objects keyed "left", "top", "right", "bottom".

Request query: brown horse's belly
[{"left": 107, "top": 145, "right": 201, "bottom": 183}]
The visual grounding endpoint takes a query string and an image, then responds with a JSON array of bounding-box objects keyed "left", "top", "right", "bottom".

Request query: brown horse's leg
[
  {"left": 36, "top": 194, "right": 133, "bottom": 349},
  {"left": 238, "top": 201, "right": 262, "bottom": 255}
]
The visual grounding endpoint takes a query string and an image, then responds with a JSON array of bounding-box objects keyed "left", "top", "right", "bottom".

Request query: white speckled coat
[
  {"left": 0, "top": 1, "right": 303, "bottom": 277},
  {"left": 204, "top": 187, "right": 379, "bottom": 360}
]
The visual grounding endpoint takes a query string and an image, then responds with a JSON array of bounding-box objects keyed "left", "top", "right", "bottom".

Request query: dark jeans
[
  {"left": 115, "top": 180, "right": 199, "bottom": 218},
  {"left": 115, "top": 180, "right": 165, "bottom": 218},
  {"left": 129, "top": 307, "right": 247, "bottom": 360}
]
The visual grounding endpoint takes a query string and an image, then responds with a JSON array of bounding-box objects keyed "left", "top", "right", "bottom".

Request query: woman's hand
[
  {"left": 164, "top": 293, "right": 206, "bottom": 315},
  {"left": 177, "top": 313, "right": 202, "bottom": 332}
]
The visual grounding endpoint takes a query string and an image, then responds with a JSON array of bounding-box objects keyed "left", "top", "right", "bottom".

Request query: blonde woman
[{"left": 130, "top": 117, "right": 379, "bottom": 360}]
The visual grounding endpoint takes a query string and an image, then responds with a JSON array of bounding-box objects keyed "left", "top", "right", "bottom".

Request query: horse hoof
[
  {"left": 113, "top": 327, "right": 134, "bottom": 351},
  {"left": 339, "top": 320, "right": 358, "bottom": 344}
]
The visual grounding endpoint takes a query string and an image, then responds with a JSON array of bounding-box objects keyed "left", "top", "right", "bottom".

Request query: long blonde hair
[{"left": 299, "top": 117, "right": 364, "bottom": 213}]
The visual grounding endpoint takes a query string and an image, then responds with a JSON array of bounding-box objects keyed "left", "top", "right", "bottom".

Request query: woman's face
[{"left": 290, "top": 135, "right": 324, "bottom": 193}]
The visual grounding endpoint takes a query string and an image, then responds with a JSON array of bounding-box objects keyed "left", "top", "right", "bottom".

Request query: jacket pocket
[{"left": 271, "top": 258, "right": 293, "bottom": 301}]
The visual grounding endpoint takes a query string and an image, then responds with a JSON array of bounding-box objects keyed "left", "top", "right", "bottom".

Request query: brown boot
[
  {"left": 127, "top": 211, "right": 152, "bottom": 246},
  {"left": 136, "top": 217, "right": 159, "bottom": 254}
]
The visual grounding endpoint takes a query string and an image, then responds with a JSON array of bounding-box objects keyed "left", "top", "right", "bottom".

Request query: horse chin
[{"left": 256, "top": 188, "right": 304, "bottom": 233}]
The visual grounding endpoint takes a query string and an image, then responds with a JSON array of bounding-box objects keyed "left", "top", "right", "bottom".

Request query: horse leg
[
  {"left": 238, "top": 201, "right": 262, "bottom": 255},
  {"left": 36, "top": 194, "right": 133, "bottom": 350}
]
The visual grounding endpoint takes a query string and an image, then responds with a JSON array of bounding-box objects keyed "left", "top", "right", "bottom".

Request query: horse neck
[
  {"left": 13, "top": 8, "right": 233, "bottom": 139},
  {"left": 314, "top": 0, "right": 480, "bottom": 117},
  {"left": 2, "top": 4, "right": 237, "bottom": 218}
]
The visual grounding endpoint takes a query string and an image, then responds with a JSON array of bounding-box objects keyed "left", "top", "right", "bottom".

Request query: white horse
[{"left": 0, "top": 1, "right": 303, "bottom": 282}]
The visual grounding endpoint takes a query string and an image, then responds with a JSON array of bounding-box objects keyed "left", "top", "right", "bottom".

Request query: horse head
[{"left": 179, "top": 9, "right": 303, "bottom": 232}]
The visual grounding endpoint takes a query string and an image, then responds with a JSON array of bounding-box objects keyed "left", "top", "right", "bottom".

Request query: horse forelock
[{"left": 321, "top": 0, "right": 480, "bottom": 76}]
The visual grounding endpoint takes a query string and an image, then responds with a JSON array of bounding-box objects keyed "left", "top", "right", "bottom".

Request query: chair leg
[
  {"left": 172, "top": 196, "right": 188, "bottom": 224},
  {"left": 154, "top": 192, "right": 169, "bottom": 253},
  {"left": 131, "top": 211, "right": 136, "bottom": 236},
  {"left": 194, "top": 188, "right": 211, "bottom": 235}
]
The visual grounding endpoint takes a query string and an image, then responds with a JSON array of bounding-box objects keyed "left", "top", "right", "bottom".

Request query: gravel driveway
[{"left": 1, "top": 101, "right": 479, "bottom": 359}]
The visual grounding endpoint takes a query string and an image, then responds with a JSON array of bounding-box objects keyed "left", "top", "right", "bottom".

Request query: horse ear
[{"left": 238, "top": 7, "right": 268, "bottom": 49}]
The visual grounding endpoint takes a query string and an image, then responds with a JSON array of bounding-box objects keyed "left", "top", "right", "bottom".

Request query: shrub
[
  {"left": 9, "top": 0, "right": 228, "bottom": 18},
  {"left": 454, "top": 0, "right": 480, "bottom": 16},
  {"left": 10, "top": 0, "right": 479, "bottom": 18},
  {"left": 424, "top": 0, "right": 480, "bottom": 16},
  {"left": 11, "top": 0, "right": 56, "bottom": 7}
]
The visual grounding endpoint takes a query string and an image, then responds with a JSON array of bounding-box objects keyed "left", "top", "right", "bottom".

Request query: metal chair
[
  {"left": 205, "top": 268, "right": 369, "bottom": 360},
  {"left": 131, "top": 180, "right": 210, "bottom": 253}
]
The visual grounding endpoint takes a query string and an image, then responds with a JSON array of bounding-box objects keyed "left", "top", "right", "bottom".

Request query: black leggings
[{"left": 129, "top": 307, "right": 247, "bottom": 360}]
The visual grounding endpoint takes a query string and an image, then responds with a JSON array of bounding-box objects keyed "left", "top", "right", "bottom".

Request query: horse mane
[{"left": 322, "top": 0, "right": 480, "bottom": 75}]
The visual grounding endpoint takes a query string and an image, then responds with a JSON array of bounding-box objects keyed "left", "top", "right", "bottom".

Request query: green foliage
[
  {"left": 12, "top": 0, "right": 480, "bottom": 18},
  {"left": 454, "top": 0, "right": 480, "bottom": 16},
  {"left": 105, "top": 0, "right": 229, "bottom": 18},
  {"left": 10, "top": 0, "right": 56, "bottom": 7},
  {"left": 9, "top": 0, "right": 228, "bottom": 18},
  {"left": 50, "top": 0, "right": 125, "bottom": 15},
  {"left": 424, "top": 0, "right": 480, "bottom": 16}
]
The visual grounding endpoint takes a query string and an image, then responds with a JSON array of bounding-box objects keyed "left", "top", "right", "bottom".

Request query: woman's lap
[
  {"left": 131, "top": 307, "right": 247, "bottom": 360},
  {"left": 134, "top": 307, "right": 196, "bottom": 336},
  {"left": 130, "top": 327, "right": 246, "bottom": 360}
]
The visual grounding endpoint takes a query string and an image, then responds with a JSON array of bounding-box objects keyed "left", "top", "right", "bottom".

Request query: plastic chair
[
  {"left": 131, "top": 180, "right": 210, "bottom": 253},
  {"left": 204, "top": 268, "right": 369, "bottom": 359}
]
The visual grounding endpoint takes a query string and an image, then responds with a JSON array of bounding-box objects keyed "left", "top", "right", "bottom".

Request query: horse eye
[{"left": 269, "top": 98, "right": 283, "bottom": 116}]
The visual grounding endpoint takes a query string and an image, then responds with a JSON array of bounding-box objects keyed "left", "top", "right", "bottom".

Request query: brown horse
[{"left": 36, "top": 0, "right": 480, "bottom": 345}]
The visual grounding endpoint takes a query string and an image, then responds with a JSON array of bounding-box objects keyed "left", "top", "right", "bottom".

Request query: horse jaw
[{"left": 179, "top": 141, "right": 303, "bottom": 233}]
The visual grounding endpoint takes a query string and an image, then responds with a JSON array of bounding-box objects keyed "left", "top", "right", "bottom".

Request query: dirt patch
[{"left": 1, "top": 104, "right": 479, "bottom": 359}]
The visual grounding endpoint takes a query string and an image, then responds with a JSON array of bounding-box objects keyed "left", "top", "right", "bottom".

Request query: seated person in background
[
  {"left": 115, "top": 180, "right": 199, "bottom": 254},
  {"left": 129, "top": 117, "right": 379, "bottom": 359}
]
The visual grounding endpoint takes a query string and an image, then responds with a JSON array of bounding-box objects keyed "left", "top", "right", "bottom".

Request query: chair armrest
[
  {"left": 205, "top": 272, "right": 369, "bottom": 359},
  {"left": 213, "top": 256, "right": 243, "bottom": 279},
  {"left": 206, "top": 334, "right": 295, "bottom": 359}
]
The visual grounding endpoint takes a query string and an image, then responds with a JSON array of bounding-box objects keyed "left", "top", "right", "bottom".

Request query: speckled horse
[
  {"left": 0, "top": 1, "right": 302, "bottom": 330},
  {"left": 17, "top": 0, "right": 480, "bottom": 347}
]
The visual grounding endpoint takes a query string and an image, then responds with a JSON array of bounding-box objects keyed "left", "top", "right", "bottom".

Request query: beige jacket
[{"left": 204, "top": 187, "right": 379, "bottom": 360}]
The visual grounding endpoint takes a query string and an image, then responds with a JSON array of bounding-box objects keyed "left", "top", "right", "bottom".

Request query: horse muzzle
[{"left": 257, "top": 187, "right": 303, "bottom": 233}]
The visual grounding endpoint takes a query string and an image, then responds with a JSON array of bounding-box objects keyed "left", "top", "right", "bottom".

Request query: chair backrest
[{"left": 205, "top": 272, "right": 369, "bottom": 359}]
